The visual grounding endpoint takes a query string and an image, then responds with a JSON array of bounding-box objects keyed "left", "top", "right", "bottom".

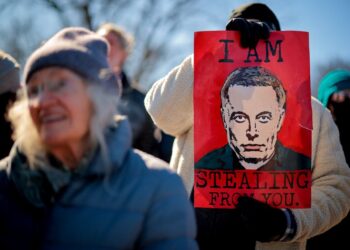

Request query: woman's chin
[{"left": 40, "top": 133, "right": 66, "bottom": 148}]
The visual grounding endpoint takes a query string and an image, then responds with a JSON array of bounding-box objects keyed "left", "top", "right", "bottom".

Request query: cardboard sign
[{"left": 194, "top": 31, "right": 312, "bottom": 209}]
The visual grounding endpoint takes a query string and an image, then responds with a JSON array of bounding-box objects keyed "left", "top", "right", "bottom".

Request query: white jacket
[{"left": 145, "top": 55, "right": 350, "bottom": 250}]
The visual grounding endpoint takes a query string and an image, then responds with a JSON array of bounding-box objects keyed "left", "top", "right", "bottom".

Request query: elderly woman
[{"left": 0, "top": 27, "right": 197, "bottom": 249}]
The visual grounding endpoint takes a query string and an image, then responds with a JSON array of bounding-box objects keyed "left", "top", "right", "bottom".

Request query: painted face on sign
[{"left": 222, "top": 85, "right": 285, "bottom": 170}]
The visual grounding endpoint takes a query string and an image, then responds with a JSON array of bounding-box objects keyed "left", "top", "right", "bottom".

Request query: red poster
[{"left": 194, "top": 31, "right": 312, "bottom": 209}]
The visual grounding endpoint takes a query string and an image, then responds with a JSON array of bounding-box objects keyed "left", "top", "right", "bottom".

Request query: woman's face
[{"left": 27, "top": 67, "right": 91, "bottom": 148}]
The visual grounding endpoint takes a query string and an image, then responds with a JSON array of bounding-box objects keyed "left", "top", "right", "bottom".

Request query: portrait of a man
[{"left": 195, "top": 66, "right": 310, "bottom": 171}]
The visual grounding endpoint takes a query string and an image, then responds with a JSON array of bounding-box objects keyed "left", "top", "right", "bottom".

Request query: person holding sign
[
  {"left": 145, "top": 2, "right": 350, "bottom": 250},
  {"left": 195, "top": 66, "right": 310, "bottom": 171}
]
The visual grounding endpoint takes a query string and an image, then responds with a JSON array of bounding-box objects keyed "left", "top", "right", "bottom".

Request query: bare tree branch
[
  {"left": 81, "top": 2, "right": 93, "bottom": 29},
  {"left": 41, "top": 0, "right": 71, "bottom": 27},
  {"left": 0, "top": 0, "right": 199, "bottom": 90}
]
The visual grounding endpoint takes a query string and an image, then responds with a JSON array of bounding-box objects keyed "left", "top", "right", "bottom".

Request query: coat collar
[
  {"left": 5, "top": 116, "right": 133, "bottom": 208},
  {"left": 87, "top": 116, "right": 132, "bottom": 176}
]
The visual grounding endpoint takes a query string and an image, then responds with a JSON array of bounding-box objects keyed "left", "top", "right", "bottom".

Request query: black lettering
[
  {"left": 196, "top": 170, "right": 207, "bottom": 188},
  {"left": 262, "top": 192, "right": 272, "bottom": 203},
  {"left": 220, "top": 192, "right": 231, "bottom": 206},
  {"left": 284, "top": 192, "right": 295, "bottom": 206},
  {"left": 271, "top": 193, "right": 283, "bottom": 206},
  {"left": 264, "top": 40, "right": 283, "bottom": 62},
  {"left": 283, "top": 172, "right": 295, "bottom": 189},
  {"left": 219, "top": 39, "right": 234, "bottom": 63},
  {"left": 232, "top": 192, "right": 241, "bottom": 205},
  {"left": 270, "top": 172, "right": 281, "bottom": 189},
  {"left": 296, "top": 171, "right": 309, "bottom": 188},
  {"left": 253, "top": 171, "right": 267, "bottom": 189},
  {"left": 223, "top": 171, "right": 236, "bottom": 188},
  {"left": 244, "top": 47, "right": 262, "bottom": 63},
  {"left": 238, "top": 172, "right": 251, "bottom": 189},
  {"left": 209, "top": 171, "right": 221, "bottom": 188},
  {"left": 209, "top": 192, "right": 219, "bottom": 205}
]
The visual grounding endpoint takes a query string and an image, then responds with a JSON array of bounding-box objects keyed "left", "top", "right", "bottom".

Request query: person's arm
[
  {"left": 138, "top": 170, "right": 198, "bottom": 250},
  {"left": 291, "top": 98, "right": 350, "bottom": 241},
  {"left": 145, "top": 55, "right": 194, "bottom": 137},
  {"left": 145, "top": 19, "right": 271, "bottom": 137}
]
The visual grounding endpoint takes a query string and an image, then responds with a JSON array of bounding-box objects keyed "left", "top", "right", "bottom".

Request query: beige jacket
[{"left": 145, "top": 55, "right": 350, "bottom": 250}]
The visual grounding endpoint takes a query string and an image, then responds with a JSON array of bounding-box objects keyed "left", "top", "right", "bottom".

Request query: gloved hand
[
  {"left": 195, "top": 207, "right": 256, "bottom": 249},
  {"left": 236, "top": 196, "right": 287, "bottom": 242},
  {"left": 190, "top": 187, "right": 255, "bottom": 248},
  {"left": 226, "top": 17, "right": 271, "bottom": 48}
]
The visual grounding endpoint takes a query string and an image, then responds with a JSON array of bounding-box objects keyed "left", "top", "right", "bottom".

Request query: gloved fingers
[
  {"left": 257, "top": 21, "right": 271, "bottom": 39},
  {"left": 236, "top": 195, "right": 266, "bottom": 211},
  {"left": 226, "top": 18, "right": 252, "bottom": 48},
  {"left": 226, "top": 17, "right": 246, "bottom": 30},
  {"left": 226, "top": 18, "right": 271, "bottom": 49},
  {"left": 236, "top": 196, "right": 288, "bottom": 242},
  {"left": 247, "top": 21, "right": 270, "bottom": 48}
]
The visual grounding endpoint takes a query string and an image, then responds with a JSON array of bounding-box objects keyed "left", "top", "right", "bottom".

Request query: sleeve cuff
[{"left": 279, "top": 208, "right": 297, "bottom": 241}]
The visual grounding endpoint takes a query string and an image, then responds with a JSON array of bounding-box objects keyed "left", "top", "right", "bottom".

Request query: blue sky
[
  {"left": 2, "top": 0, "right": 348, "bottom": 95},
  {"left": 180, "top": 0, "right": 350, "bottom": 95}
]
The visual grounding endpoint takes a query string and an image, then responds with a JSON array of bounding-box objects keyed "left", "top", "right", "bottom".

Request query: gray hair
[
  {"left": 97, "top": 23, "right": 134, "bottom": 55},
  {"left": 221, "top": 66, "right": 286, "bottom": 110},
  {"left": 8, "top": 80, "right": 118, "bottom": 169}
]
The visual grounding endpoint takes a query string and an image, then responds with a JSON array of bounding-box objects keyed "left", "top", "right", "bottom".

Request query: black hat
[{"left": 229, "top": 3, "right": 281, "bottom": 31}]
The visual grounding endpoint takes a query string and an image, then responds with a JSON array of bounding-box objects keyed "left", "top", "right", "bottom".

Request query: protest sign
[{"left": 194, "top": 31, "right": 312, "bottom": 209}]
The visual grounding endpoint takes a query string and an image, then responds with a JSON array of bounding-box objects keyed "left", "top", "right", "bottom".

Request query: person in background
[
  {"left": 145, "top": 2, "right": 350, "bottom": 250},
  {"left": 317, "top": 69, "right": 350, "bottom": 163},
  {"left": 97, "top": 23, "right": 174, "bottom": 161},
  {"left": 0, "top": 27, "right": 197, "bottom": 249},
  {"left": 306, "top": 69, "right": 350, "bottom": 249},
  {"left": 0, "top": 50, "right": 20, "bottom": 159}
]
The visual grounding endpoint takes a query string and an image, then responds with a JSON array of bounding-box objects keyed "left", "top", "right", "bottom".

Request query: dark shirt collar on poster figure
[{"left": 195, "top": 141, "right": 311, "bottom": 171}]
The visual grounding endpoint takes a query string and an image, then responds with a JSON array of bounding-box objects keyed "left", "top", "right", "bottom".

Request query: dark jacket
[
  {"left": 0, "top": 119, "right": 197, "bottom": 250},
  {"left": 195, "top": 141, "right": 311, "bottom": 171},
  {"left": 119, "top": 72, "right": 174, "bottom": 162},
  {"left": 118, "top": 72, "right": 160, "bottom": 155},
  {"left": 308, "top": 69, "right": 350, "bottom": 250},
  {"left": 0, "top": 91, "right": 16, "bottom": 160}
]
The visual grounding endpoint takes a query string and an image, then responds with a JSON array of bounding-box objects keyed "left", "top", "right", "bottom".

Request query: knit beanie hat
[
  {"left": 229, "top": 3, "right": 281, "bottom": 31},
  {"left": 0, "top": 50, "right": 20, "bottom": 95},
  {"left": 23, "top": 27, "right": 118, "bottom": 94},
  {"left": 318, "top": 69, "right": 350, "bottom": 107}
]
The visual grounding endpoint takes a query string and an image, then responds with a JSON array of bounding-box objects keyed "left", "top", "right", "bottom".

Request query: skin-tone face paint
[{"left": 222, "top": 85, "right": 285, "bottom": 169}]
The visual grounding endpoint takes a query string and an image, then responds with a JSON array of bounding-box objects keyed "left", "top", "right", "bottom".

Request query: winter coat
[
  {"left": 306, "top": 70, "right": 350, "bottom": 249},
  {"left": 145, "top": 55, "right": 350, "bottom": 250},
  {"left": 118, "top": 71, "right": 163, "bottom": 158},
  {"left": 0, "top": 118, "right": 198, "bottom": 250}
]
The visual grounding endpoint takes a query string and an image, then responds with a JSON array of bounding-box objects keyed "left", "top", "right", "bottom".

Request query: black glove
[
  {"left": 226, "top": 17, "right": 271, "bottom": 48},
  {"left": 236, "top": 196, "right": 288, "bottom": 242},
  {"left": 195, "top": 208, "right": 256, "bottom": 250}
]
